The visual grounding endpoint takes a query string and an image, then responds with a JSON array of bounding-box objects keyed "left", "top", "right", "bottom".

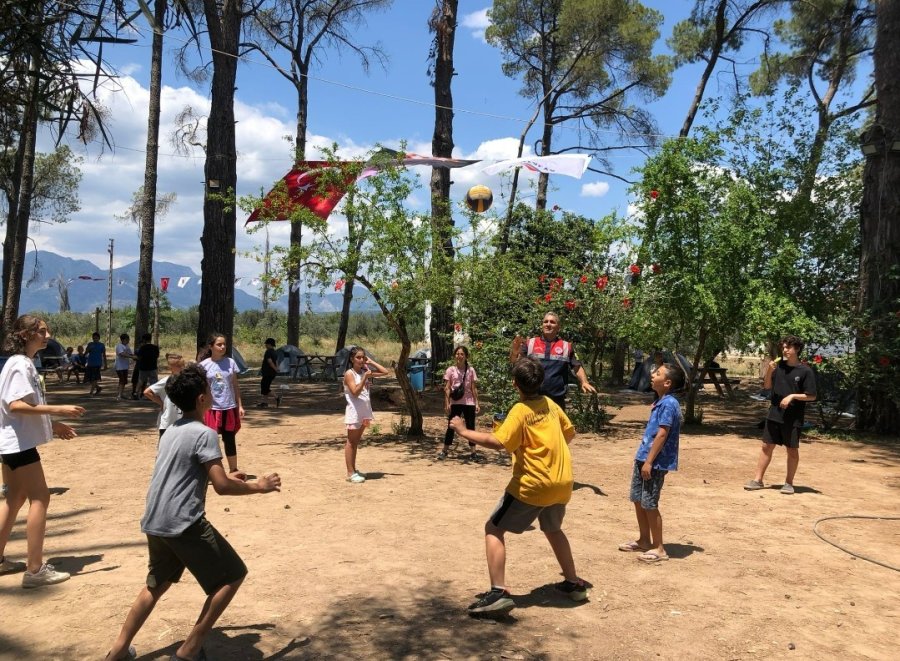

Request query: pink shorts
[{"left": 346, "top": 419, "right": 371, "bottom": 431}]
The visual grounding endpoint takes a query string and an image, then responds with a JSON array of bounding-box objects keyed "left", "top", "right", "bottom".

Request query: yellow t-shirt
[{"left": 493, "top": 397, "right": 574, "bottom": 507}]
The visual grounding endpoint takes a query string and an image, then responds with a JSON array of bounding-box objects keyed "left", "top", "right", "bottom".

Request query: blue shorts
[{"left": 629, "top": 460, "right": 667, "bottom": 510}]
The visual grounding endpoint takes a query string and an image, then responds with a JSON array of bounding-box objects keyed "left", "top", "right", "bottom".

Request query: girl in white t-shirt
[
  {"left": 0, "top": 315, "right": 85, "bottom": 588},
  {"left": 198, "top": 333, "right": 244, "bottom": 473},
  {"left": 343, "top": 347, "right": 389, "bottom": 483}
]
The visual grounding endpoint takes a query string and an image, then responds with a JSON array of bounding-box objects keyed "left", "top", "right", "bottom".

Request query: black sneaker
[
  {"left": 555, "top": 578, "right": 589, "bottom": 602},
  {"left": 468, "top": 587, "right": 515, "bottom": 615},
  {"left": 436, "top": 450, "right": 448, "bottom": 460}
]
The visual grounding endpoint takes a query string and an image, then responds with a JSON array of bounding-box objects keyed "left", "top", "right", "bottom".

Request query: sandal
[
  {"left": 618, "top": 541, "right": 649, "bottom": 552},
  {"left": 638, "top": 551, "right": 669, "bottom": 563},
  {"left": 105, "top": 645, "right": 136, "bottom": 660}
]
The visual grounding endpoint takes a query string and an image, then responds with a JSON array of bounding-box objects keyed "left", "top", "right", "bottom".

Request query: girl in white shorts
[{"left": 343, "top": 347, "right": 389, "bottom": 483}]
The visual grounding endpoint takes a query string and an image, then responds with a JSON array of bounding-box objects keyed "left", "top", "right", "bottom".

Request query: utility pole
[{"left": 106, "top": 238, "right": 114, "bottom": 347}]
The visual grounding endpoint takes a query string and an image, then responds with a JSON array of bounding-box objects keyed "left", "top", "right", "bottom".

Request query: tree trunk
[
  {"left": 393, "top": 321, "right": 423, "bottom": 436},
  {"left": 197, "top": 0, "right": 240, "bottom": 353},
  {"left": 134, "top": 0, "right": 166, "bottom": 342},
  {"left": 684, "top": 328, "right": 708, "bottom": 423},
  {"left": 609, "top": 337, "right": 627, "bottom": 386},
  {"left": 335, "top": 276, "right": 355, "bottom": 351},
  {"left": 535, "top": 108, "right": 553, "bottom": 210},
  {"left": 856, "top": 0, "right": 900, "bottom": 434},
  {"left": 287, "top": 62, "right": 311, "bottom": 347},
  {"left": 680, "top": 0, "right": 726, "bottom": 138},
  {"left": 428, "top": 0, "right": 458, "bottom": 369},
  {"left": 1, "top": 49, "right": 41, "bottom": 333}
]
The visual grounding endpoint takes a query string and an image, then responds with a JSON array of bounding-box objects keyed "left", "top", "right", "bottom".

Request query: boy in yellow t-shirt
[{"left": 449, "top": 356, "right": 588, "bottom": 617}]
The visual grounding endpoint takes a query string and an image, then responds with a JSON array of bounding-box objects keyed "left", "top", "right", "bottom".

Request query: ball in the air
[{"left": 465, "top": 185, "right": 493, "bottom": 213}]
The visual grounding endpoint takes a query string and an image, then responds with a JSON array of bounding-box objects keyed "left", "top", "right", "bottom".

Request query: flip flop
[
  {"left": 638, "top": 551, "right": 669, "bottom": 563},
  {"left": 618, "top": 541, "right": 649, "bottom": 552}
]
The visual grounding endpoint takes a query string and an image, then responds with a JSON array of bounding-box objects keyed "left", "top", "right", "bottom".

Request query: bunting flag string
[
  {"left": 177, "top": 276, "right": 191, "bottom": 288},
  {"left": 481, "top": 154, "right": 591, "bottom": 178}
]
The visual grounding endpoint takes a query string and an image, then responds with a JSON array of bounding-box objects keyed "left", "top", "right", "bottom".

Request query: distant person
[
  {"left": 437, "top": 345, "right": 481, "bottom": 461},
  {"left": 144, "top": 354, "right": 186, "bottom": 439},
  {"left": 84, "top": 332, "right": 107, "bottom": 396},
  {"left": 449, "top": 357, "right": 588, "bottom": 616},
  {"left": 0, "top": 315, "right": 85, "bottom": 588},
  {"left": 134, "top": 333, "right": 160, "bottom": 400},
  {"left": 198, "top": 333, "right": 244, "bottom": 474},
  {"left": 114, "top": 333, "right": 135, "bottom": 401},
  {"left": 104, "top": 364, "right": 281, "bottom": 661},
  {"left": 257, "top": 338, "right": 278, "bottom": 408},
  {"left": 618, "top": 363, "right": 684, "bottom": 563},
  {"left": 67, "top": 346, "right": 86, "bottom": 384},
  {"left": 509, "top": 311, "right": 595, "bottom": 410},
  {"left": 744, "top": 335, "right": 817, "bottom": 495},
  {"left": 342, "top": 347, "right": 390, "bottom": 484},
  {"left": 629, "top": 347, "right": 644, "bottom": 384}
]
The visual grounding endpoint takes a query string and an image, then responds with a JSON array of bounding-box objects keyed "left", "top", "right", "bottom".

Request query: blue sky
[{"left": 28, "top": 1, "right": 793, "bottom": 298}]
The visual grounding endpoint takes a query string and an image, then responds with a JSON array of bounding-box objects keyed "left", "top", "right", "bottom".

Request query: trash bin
[{"left": 407, "top": 364, "right": 426, "bottom": 392}]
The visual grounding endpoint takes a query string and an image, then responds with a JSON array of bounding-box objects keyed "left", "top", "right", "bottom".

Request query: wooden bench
[{"left": 695, "top": 366, "right": 739, "bottom": 398}]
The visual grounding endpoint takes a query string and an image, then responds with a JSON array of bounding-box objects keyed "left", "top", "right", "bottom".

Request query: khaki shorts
[
  {"left": 146, "top": 517, "right": 247, "bottom": 595},
  {"left": 488, "top": 492, "right": 566, "bottom": 534}
]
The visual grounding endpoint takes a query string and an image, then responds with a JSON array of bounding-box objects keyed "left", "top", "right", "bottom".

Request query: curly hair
[
  {"left": 165, "top": 363, "right": 209, "bottom": 412},
  {"left": 2, "top": 315, "right": 44, "bottom": 355}
]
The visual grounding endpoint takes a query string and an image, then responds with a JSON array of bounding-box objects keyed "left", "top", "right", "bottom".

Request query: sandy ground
[{"left": 0, "top": 374, "right": 898, "bottom": 661}]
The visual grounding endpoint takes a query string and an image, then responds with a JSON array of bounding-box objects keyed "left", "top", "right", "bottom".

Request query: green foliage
[{"left": 566, "top": 390, "right": 616, "bottom": 434}]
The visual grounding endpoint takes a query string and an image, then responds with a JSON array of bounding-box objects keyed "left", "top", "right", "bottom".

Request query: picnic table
[
  {"left": 290, "top": 354, "right": 340, "bottom": 382},
  {"left": 696, "top": 366, "right": 739, "bottom": 398}
]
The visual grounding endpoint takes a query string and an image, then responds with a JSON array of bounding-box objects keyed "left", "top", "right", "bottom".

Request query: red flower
[
  {"left": 879, "top": 356, "right": 891, "bottom": 367},
  {"left": 553, "top": 276, "right": 564, "bottom": 289},
  {"left": 334, "top": 278, "right": 345, "bottom": 291},
  {"left": 564, "top": 300, "right": 576, "bottom": 311},
  {"left": 544, "top": 293, "right": 553, "bottom": 303},
  {"left": 622, "top": 298, "right": 632, "bottom": 309},
  {"left": 651, "top": 264, "right": 661, "bottom": 274},
  {"left": 629, "top": 264, "right": 641, "bottom": 275},
  {"left": 595, "top": 276, "right": 608, "bottom": 290},
  {"left": 650, "top": 190, "right": 659, "bottom": 200},
  {"left": 579, "top": 275, "right": 588, "bottom": 284},
  {"left": 539, "top": 274, "right": 547, "bottom": 283},
  {"left": 552, "top": 204, "right": 561, "bottom": 211},
  {"left": 454, "top": 323, "right": 462, "bottom": 333},
  {"left": 813, "top": 355, "right": 823, "bottom": 364}
]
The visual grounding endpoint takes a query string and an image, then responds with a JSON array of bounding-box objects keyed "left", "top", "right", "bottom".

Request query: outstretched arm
[{"left": 448, "top": 416, "right": 503, "bottom": 450}]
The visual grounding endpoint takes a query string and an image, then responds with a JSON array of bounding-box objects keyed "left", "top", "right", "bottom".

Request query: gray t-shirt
[{"left": 141, "top": 419, "right": 222, "bottom": 537}]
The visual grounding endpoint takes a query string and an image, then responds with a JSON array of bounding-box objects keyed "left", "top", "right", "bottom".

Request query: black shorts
[
  {"left": 763, "top": 420, "right": 801, "bottom": 448},
  {"left": 0, "top": 447, "right": 41, "bottom": 470},
  {"left": 85, "top": 366, "right": 101, "bottom": 382},
  {"left": 260, "top": 373, "right": 276, "bottom": 395},
  {"left": 146, "top": 517, "right": 247, "bottom": 595},
  {"left": 117, "top": 369, "right": 130, "bottom": 385}
]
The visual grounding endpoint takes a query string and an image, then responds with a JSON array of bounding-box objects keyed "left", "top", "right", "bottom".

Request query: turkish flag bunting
[
  {"left": 160, "top": 277, "right": 170, "bottom": 292},
  {"left": 246, "top": 162, "right": 355, "bottom": 224}
]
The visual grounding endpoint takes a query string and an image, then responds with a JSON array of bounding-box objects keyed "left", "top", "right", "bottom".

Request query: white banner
[
  {"left": 482, "top": 154, "right": 591, "bottom": 179},
  {"left": 177, "top": 276, "right": 191, "bottom": 288}
]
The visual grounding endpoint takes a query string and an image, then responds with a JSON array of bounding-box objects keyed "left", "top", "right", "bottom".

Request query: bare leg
[
  {"left": 6, "top": 461, "right": 52, "bottom": 573},
  {"left": 632, "top": 502, "right": 652, "bottom": 549},
  {"left": 484, "top": 521, "right": 507, "bottom": 588},
  {"left": 643, "top": 507, "right": 665, "bottom": 556},
  {"left": 785, "top": 447, "right": 799, "bottom": 485},
  {"left": 753, "top": 442, "right": 775, "bottom": 483},
  {"left": 544, "top": 529, "right": 578, "bottom": 582},
  {"left": 225, "top": 455, "right": 238, "bottom": 473},
  {"left": 107, "top": 583, "right": 171, "bottom": 659},
  {"left": 0, "top": 465, "right": 26, "bottom": 558},
  {"left": 174, "top": 577, "right": 244, "bottom": 660},
  {"left": 345, "top": 427, "right": 364, "bottom": 476}
]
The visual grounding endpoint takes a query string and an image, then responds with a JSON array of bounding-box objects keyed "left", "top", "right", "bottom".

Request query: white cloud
[
  {"left": 461, "top": 8, "right": 491, "bottom": 42},
  {"left": 580, "top": 181, "right": 610, "bottom": 198}
]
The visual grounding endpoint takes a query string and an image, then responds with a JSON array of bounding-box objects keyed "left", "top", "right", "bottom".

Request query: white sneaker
[
  {"left": 0, "top": 556, "right": 26, "bottom": 575},
  {"left": 22, "top": 563, "right": 70, "bottom": 588},
  {"left": 347, "top": 472, "right": 366, "bottom": 484}
]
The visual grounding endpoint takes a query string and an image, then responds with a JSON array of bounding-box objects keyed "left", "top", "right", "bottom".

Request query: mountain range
[{"left": 2, "top": 251, "right": 377, "bottom": 314}]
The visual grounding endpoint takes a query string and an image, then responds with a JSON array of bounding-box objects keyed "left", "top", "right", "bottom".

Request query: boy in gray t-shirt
[{"left": 105, "top": 364, "right": 281, "bottom": 661}]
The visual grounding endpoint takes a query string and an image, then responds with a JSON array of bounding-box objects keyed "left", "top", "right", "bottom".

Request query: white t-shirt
[
  {"left": 0, "top": 355, "right": 53, "bottom": 454},
  {"left": 199, "top": 357, "right": 239, "bottom": 410},
  {"left": 344, "top": 369, "right": 374, "bottom": 424},
  {"left": 147, "top": 375, "right": 183, "bottom": 430},
  {"left": 114, "top": 343, "right": 132, "bottom": 371}
]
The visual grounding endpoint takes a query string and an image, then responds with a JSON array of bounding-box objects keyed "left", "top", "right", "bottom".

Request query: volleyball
[{"left": 465, "top": 185, "right": 493, "bottom": 213}]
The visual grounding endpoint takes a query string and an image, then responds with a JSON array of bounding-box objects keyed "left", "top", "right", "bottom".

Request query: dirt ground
[{"left": 1, "top": 373, "right": 898, "bottom": 661}]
